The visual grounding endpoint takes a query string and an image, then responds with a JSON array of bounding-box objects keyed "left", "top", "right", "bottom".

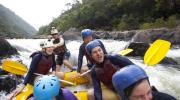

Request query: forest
[{"left": 37, "top": 0, "right": 180, "bottom": 35}]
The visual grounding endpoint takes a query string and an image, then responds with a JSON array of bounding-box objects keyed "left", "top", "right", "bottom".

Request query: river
[{"left": 1, "top": 39, "right": 179, "bottom": 99}]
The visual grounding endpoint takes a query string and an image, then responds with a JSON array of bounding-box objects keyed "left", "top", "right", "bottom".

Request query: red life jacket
[
  {"left": 34, "top": 54, "right": 54, "bottom": 74},
  {"left": 95, "top": 56, "right": 120, "bottom": 90}
]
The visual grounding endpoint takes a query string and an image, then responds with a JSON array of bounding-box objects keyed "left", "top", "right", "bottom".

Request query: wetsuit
[
  {"left": 27, "top": 88, "right": 78, "bottom": 100},
  {"left": 151, "top": 86, "right": 177, "bottom": 100},
  {"left": 23, "top": 51, "right": 56, "bottom": 85},
  {"left": 77, "top": 39, "right": 107, "bottom": 72},
  {"left": 91, "top": 54, "right": 134, "bottom": 100}
]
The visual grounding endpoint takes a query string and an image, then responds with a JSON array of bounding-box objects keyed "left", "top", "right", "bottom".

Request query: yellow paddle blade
[
  {"left": 2, "top": 59, "right": 28, "bottom": 75},
  {"left": 16, "top": 84, "right": 33, "bottom": 100},
  {"left": 74, "top": 90, "right": 88, "bottom": 100},
  {"left": 118, "top": 48, "right": 133, "bottom": 56},
  {"left": 144, "top": 39, "right": 171, "bottom": 66}
]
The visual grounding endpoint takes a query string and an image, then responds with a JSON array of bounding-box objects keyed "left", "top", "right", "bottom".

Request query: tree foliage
[{"left": 37, "top": 0, "right": 180, "bottom": 34}]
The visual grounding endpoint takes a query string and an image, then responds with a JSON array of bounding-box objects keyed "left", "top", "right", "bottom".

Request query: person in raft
[
  {"left": 50, "top": 27, "right": 76, "bottom": 72},
  {"left": 27, "top": 75, "right": 78, "bottom": 100},
  {"left": 76, "top": 29, "right": 107, "bottom": 76},
  {"left": 13, "top": 40, "right": 64, "bottom": 96},
  {"left": 112, "top": 65, "right": 177, "bottom": 100},
  {"left": 85, "top": 40, "right": 134, "bottom": 100}
]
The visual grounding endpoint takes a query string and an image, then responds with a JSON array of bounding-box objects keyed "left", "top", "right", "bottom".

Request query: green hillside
[
  {"left": 38, "top": 0, "right": 180, "bottom": 35},
  {"left": 0, "top": 4, "right": 37, "bottom": 38}
]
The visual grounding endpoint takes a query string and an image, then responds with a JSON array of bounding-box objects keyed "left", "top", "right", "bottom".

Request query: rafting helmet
[
  {"left": 51, "top": 27, "right": 59, "bottom": 35},
  {"left": 112, "top": 65, "right": 148, "bottom": 100},
  {"left": 86, "top": 40, "right": 101, "bottom": 55},
  {"left": 34, "top": 75, "right": 60, "bottom": 100},
  {"left": 81, "top": 29, "right": 92, "bottom": 38},
  {"left": 40, "top": 40, "right": 54, "bottom": 48}
]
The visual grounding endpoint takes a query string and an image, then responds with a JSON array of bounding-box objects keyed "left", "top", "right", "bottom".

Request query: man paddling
[
  {"left": 86, "top": 40, "right": 134, "bottom": 100},
  {"left": 50, "top": 27, "right": 76, "bottom": 72},
  {"left": 76, "top": 29, "right": 107, "bottom": 75}
]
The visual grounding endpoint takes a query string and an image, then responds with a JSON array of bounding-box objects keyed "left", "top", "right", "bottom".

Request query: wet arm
[
  {"left": 77, "top": 45, "right": 84, "bottom": 73},
  {"left": 91, "top": 69, "right": 102, "bottom": 100},
  {"left": 23, "top": 54, "right": 41, "bottom": 85},
  {"left": 109, "top": 54, "right": 134, "bottom": 67}
]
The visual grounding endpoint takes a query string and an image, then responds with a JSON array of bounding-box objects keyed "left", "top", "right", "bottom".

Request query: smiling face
[
  {"left": 83, "top": 35, "right": 93, "bottom": 44},
  {"left": 91, "top": 46, "right": 104, "bottom": 63},
  {"left": 45, "top": 46, "right": 54, "bottom": 55},
  {"left": 129, "top": 79, "right": 153, "bottom": 100}
]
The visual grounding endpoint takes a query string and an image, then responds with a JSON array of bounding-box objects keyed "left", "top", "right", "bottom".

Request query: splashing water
[{"left": 1, "top": 39, "right": 179, "bottom": 99}]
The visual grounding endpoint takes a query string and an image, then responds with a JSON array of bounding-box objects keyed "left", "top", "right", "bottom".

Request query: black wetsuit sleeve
[
  {"left": 152, "top": 91, "right": 177, "bottom": 100},
  {"left": 77, "top": 44, "right": 84, "bottom": 73},
  {"left": 109, "top": 54, "right": 134, "bottom": 67},
  {"left": 52, "top": 54, "right": 56, "bottom": 71},
  {"left": 91, "top": 68, "right": 102, "bottom": 100},
  {"left": 23, "top": 54, "right": 42, "bottom": 85}
]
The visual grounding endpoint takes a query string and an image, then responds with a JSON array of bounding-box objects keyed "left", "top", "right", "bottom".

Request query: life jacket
[
  {"left": 34, "top": 54, "right": 53, "bottom": 74},
  {"left": 55, "top": 88, "right": 78, "bottom": 100},
  {"left": 53, "top": 38, "right": 67, "bottom": 54},
  {"left": 95, "top": 56, "right": 120, "bottom": 90},
  {"left": 28, "top": 51, "right": 54, "bottom": 85}
]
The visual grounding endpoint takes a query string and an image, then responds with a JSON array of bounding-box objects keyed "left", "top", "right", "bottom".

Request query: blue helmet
[
  {"left": 81, "top": 29, "right": 92, "bottom": 38},
  {"left": 34, "top": 75, "right": 60, "bottom": 100},
  {"left": 112, "top": 65, "right": 148, "bottom": 100},
  {"left": 86, "top": 40, "right": 101, "bottom": 55}
]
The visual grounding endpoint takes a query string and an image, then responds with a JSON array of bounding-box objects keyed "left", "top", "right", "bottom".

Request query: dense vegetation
[
  {"left": 38, "top": 0, "right": 180, "bottom": 35},
  {"left": 0, "top": 4, "right": 37, "bottom": 38}
]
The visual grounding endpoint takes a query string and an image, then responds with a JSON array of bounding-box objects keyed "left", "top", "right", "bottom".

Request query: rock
[
  {"left": 0, "top": 74, "right": 23, "bottom": 94},
  {"left": 63, "top": 28, "right": 81, "bottom": 40},
  {"left": 132, "top": 27, "right": 180, "bottom": 46},
  {"left": 126, "top": 42, "right": 150, "bottom": 57},
  {"left": 160, "top": 57, "right": 178, "bottom": 65},
  {"left": 0, "top": 38, "right": 18, "bottom": 57},
  {"left": 93, "top": 30, "right": 136, "bottom": 41}
]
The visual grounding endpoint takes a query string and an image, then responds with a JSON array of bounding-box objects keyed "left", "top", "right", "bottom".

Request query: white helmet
[
  {"left": 40, "top": 40, "right": 54, "bottom": 48},
  {"left": 51, "top": 27, "right": 59, "bottom": 35}
]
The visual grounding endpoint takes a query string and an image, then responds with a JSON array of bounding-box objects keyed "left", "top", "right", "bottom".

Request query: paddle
[
  {"left": 34, "top": 73, "right": 75, "bottom": 86},
  {"left": 144, "top": 39, "right": 171, "bottom": 66},
  {"left": 118, "top": 48, "right": 133, "bottom": 56},
  {"left": 2, "top": 59, "right": 75, "bottom": 85},
  {"left": 2, "top": 59, "right": 28, "bottom": 75}
]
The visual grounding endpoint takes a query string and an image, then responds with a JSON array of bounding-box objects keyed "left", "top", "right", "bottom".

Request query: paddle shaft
[{"left": 34, "top": 73, "right": 74, "bottom": 86}]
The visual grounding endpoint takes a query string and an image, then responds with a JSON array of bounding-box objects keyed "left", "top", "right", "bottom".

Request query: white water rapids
[{"left": 0, "top": 39, "right": 179, "bottom": 99}]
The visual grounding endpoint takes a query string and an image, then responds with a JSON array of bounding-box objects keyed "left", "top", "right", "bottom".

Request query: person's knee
[
  {"left": 63, "top": 59, "right": 68, "bottom": 64},
  {"left": 56, "top": 72, "right": 65, "bottom": 79},
  {"left": 88, "top": 89, "right": 95, "bottom": 100}
]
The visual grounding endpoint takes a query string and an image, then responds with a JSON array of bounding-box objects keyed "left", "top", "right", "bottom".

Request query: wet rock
[
  {"left": 0, "top": 38, "right": 18, "bottom": 57},
  {"left": 63, "top": 28, "right": 81, "bottom": 40},
  {"left": 132, "top": 27, "right": 180, "bottom": 46},
  {"left": 126, "top": 42, "right": 150, "bottom": 57},
  {"left": 0, "top": 74, "right": 17, "bottom": 93},
  {"left": 93, "top": 30, "right": 136, "bottom": 41},
  {"left": 160, "top": 57, "right": 178, "bottom": 65},
  {"left": 0, "top": 69, "right": 23, "bottom": 94}
]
